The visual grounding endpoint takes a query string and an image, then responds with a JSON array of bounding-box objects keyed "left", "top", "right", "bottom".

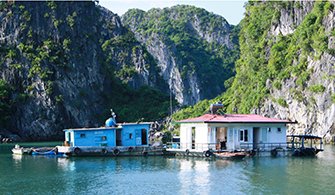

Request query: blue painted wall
[
  {"left": 121, "top": 124, "right": 150, "bottom": 146},
  {"left": 64, "top": 123, "right": 150, "bottom": 147},
  {"left": 64, "top": 128, "right": 116, "bottom": 147}
]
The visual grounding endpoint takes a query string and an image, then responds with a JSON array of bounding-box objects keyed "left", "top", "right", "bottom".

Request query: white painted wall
[
  {"left": 180, "top": 123, "right": 288, "bottom": 151},
  {"left": 180, "top": 123, "right": 209, "bottom": 151},
  {"left": 219, "top": 124, "right": 287, "bottom": 151},
  {"left": 180, "top": 124, "right": 192, "bottom": 150},
  {"left": 70, "top": 132, "right": 75, "bottom": 146},
  {"left": 194, "top": 124, "right": 209, "bottom": 151}
]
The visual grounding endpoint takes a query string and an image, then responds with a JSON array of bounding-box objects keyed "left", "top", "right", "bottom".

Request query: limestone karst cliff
[
  {"left": 174, "top": 1, "right": 335, "bottom": 140},
  {"left": 0, "top": 1, "right": 170, "bottom": 140},
  {"left": 122, "top": 5, "right": 239, "bottom": 105},
  {"left": 0, "top": 2, "right": 239, "bottom": 140}
]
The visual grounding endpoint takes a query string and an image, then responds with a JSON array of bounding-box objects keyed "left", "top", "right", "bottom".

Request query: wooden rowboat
[{"left": 213, "top": 152, "right": 246, "bottom": 160}]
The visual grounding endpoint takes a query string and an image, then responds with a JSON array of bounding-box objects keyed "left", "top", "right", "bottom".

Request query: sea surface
[{"left": 1, "top": 143, "right": 335, "bottom": 195}]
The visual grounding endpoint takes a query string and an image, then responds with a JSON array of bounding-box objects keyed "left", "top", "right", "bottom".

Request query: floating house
[
  {"left": 175, "top": 104, "right": 293, "bottom": 154},
  {"left": 57, "top": 110, "right": 163, "bottom": 156},
  {"left": 63, "top": 123, "right": 150, "bottom": 148}
]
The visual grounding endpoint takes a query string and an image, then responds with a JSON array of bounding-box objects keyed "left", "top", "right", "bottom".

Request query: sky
[{"left": 99, "top": 0, "right": 247, "bottom": 25}]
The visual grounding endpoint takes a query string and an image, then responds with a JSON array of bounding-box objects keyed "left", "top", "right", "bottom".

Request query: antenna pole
[{"left": 170, "top": 86, "right": 172, "bottom": 116}]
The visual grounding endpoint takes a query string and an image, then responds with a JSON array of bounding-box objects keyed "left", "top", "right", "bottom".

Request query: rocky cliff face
[
  {"left": 261, "top": 1, "right": 335, "bottom": 140},
  {"left": 0, "top": 2, "right": 239, "bottom": 140},
  {"left": 122, "top": 5, "right": 239, "bottom": 105},
  {"left": 0, "top": 1, "right": 168, "bottom": 140},
  {"left": 222, "top": 1, "right": 335, "bottom": 140}
]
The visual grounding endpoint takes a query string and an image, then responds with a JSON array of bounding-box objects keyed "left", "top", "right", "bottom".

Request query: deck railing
[
  {"left": 240, "top": 142, "right": 288, "bottom": 151},
  {"left": 166, "top": 142, "right": 217, "bottom": 151},
  {"left": 166, "top": 141, "right": 323, "bottom": 152}
]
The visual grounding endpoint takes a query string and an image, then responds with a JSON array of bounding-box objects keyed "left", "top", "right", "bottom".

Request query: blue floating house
[
  {"left": 62, "top": 110, "right": 151, "bottom": 154},
  {"left": 63, "top": 123, "right": 150, "bottom": 147}
]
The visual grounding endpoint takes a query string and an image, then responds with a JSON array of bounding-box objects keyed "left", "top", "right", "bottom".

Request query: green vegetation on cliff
[
  {"left": 173, "top": 1, "right": 334, "bottom": 120},
  {"left": 0, "top": 1, "right": 171, "bottom": 136},
  {"left": 100, "top": 29, "right": 171, "bottom": 122},
  {"left": 0, "top": 79, "right": 12, "bottom": 127},
  {"left": 224, "top": 1, "right": 333, "bottom": 113},
  {"left": 123, "top": 5, "right": 240, "bottom": 100}
]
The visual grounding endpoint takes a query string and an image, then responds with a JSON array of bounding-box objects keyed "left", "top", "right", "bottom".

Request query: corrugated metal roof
[
  {"left": 63, "top": 126, "right": 122, "bottom": 131},
  {"left": 63, "top": 122, "right": 152, "bottom": 131},
  {"left": 177, "top": 114, "right": 292, "bottom": 124}
]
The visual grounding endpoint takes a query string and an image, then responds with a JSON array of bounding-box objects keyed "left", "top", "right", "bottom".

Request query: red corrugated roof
[{"left": 177, "top": 114, "right": 292, "bottom": 123}]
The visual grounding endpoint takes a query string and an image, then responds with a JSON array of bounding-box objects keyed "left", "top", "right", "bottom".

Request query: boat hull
[
  {"left": 214, "top": 152, "right": 246, "bottom": 160},
  {"left": 291, "top": 148, "right": 323, "bottom": 157},
  {"left": 12, "top": 147, "right": 32, "bottom": 155},
  {"left": 165, "top": 149, "right": 246, "bottom": 160}
]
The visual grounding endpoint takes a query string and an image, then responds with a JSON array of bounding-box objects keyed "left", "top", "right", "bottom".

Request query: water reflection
[
  {"left": 214, "top": 159, "right": 232, "bottom": 169},
  {"left": 57, "top": 158, "right": 75, "bottom": 172},
  {"left": 178, "top": 158, "right": 210, "bottom": 195},
  {"left": 240, "top": 146, "right": 335, "bottom": 195},
  {"left": 12, "top": 154, "right": 23, "bottom": 161},
  {"left": 2, "top": 145, "right": 335, "bottom": 194}
]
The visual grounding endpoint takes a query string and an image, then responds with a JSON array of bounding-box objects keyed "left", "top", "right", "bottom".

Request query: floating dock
[{"left": 57, "top": 145, "right": 166, "bottom": 157}]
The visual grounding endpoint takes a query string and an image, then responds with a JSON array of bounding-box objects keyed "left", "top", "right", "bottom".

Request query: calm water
[{"left": 1, "top": 144, "right": 335, "bottom": 194}]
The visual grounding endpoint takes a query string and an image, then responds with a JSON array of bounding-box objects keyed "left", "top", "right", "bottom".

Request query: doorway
[
  {"left": 216, "top": 127, "right": 227, "bottom": 150},
  {"left": 116, "top": 129, "right": 122, "bottom": 146},
  {"left": 67, "top": 132, "right": 72, "bottom": 146},
  {"left": 253, "top": 127, "right": 260, "bottom": 149},
  {"left": 141, "top": 129, "right": 147, "bottom": 145}
]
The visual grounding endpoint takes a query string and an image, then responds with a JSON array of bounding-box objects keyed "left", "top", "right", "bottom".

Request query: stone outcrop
[
  {"left": 122, "top": 5, "right": 238, "bottom": 105},
  {"left": 260, "top": 1, "right": 335, "bottom": 140},
  {"left": 0, "top": 1, "right": 166, "bottom": 140},
  {"left": 0, "top": 2, "right": 238, "bottom": 140}
]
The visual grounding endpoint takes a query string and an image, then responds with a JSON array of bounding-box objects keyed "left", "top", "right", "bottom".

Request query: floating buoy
[
  {"left": 74, "top": 147, "right": 81, "bottom": 155},
  {"left": 101, "top": 148, "right": 108, "bottom": 155},
  {"left": 271, "top": 149, "right": 278, "bottom": 157},
  {"left": 205, "top": 150, "right": 212, "bottom": 158},
  {"left": 113, "top": 148, "right": 120, "bottom": 156}
]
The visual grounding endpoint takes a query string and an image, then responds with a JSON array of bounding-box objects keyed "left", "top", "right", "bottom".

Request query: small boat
[
  {"left": 31, "top": 147, "right": 58, "bottom": 155},
  {"left": 11, "top": 144, "right": 32, "bottom": 155},
  {"left": 287, "top": 135, "right": 324, "bottom": 156},
  {"left": 213, "top": 151, "right": 246, "bottom": 160}
]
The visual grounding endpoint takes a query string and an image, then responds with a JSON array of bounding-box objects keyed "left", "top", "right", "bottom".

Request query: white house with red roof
[{"left": 177, "top": 104, "right": 292, "bottom": 152}]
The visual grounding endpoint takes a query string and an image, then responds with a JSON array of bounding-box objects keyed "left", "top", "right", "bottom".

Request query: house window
[
  {"left": 129, "top": 133, "right": 133, "bottom": 139},
  {"left": 240, "top": 130, "right": 244, "bottom": 141},
  {"left": 80, "top": 133, "right": 86, "bottom": 138},
  {"left": 101, "top": 136, "right": 107, "bottom": 141},
  {"left": 239, "top": 129, "right": 248, "bottom": 142},
  {"left": 277, "top": 128, "right": 282, "bottom": 132},
  {"left": 192, "top": 127, "right": 196, "bottom": 149},
  {"left": 192, "top": 127, "right": 196, "bottom": 140},
  {"left": 244, "top": 130, "right": 248, "bottom": 142}
]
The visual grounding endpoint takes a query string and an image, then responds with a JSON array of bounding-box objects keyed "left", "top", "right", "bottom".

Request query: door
[
  {"left": 116, "top": 129, "right": 122, "bottom": 146},
  {"left": 216, "top": 127, "right": 227, "bottom": 150},
  {"left": 253, "top": 127, "right": 260, "bottom": 149},
  {"left": 135, "top": 129, "right": 141, "bottom": 145},
  {"left": 227, "top": 128, "right": 234, "bottom": 150},
  {"left": 67, "top": 132, "right": 72, "bottom": 146},
  {"left": 141, "top": 129, "right": 147, "bottom": 145}
]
